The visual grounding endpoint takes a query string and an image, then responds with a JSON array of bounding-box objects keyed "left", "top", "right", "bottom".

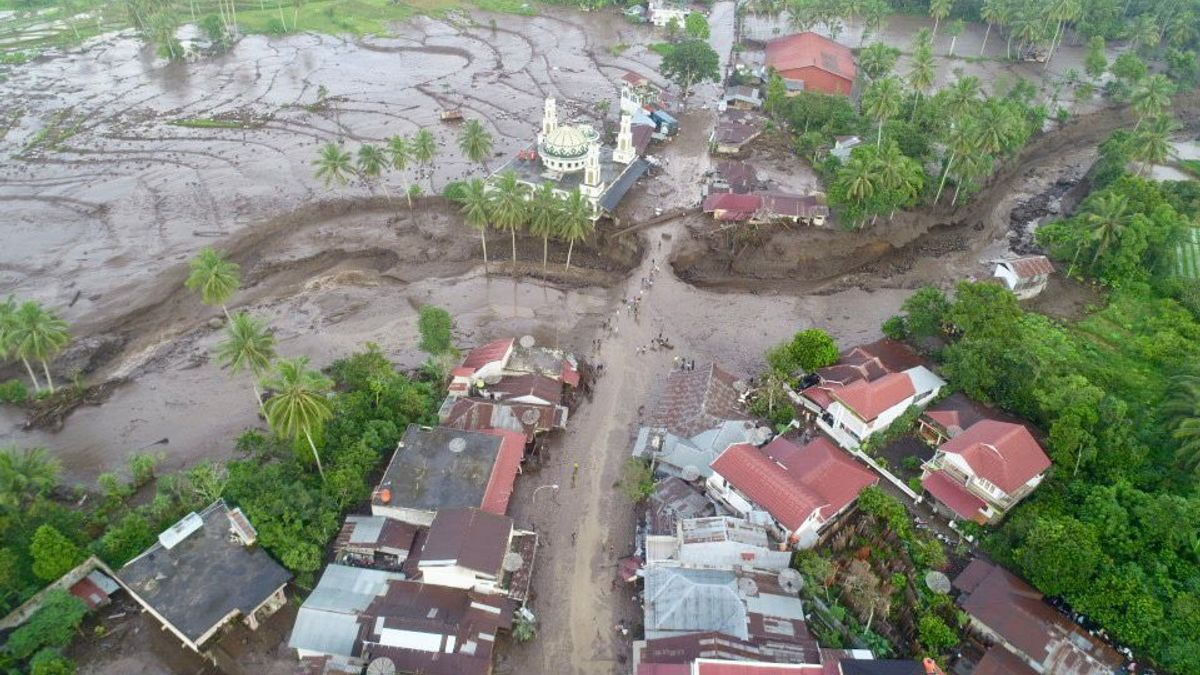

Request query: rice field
[{"left": 1177, "top": 227, "right": 1200, "bottom": 279}]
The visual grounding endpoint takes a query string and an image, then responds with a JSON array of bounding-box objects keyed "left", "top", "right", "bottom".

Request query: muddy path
[{"left": 674, "top": 88, "right": 1200, "bottom": 293}]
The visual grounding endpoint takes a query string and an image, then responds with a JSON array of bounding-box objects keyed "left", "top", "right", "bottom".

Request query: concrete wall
[{"left": 0, "top": 556, "right": 116, "bottom": 630}]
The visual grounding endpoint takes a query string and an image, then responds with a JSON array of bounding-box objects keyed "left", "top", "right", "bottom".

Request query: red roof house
[
  {"left": 708, "top": 436, "right": 878, "bottom": 548},
  {"left": 921, "top": 420, "right": 1051, "bottom": 524},
  {"left": 829, "top": 372, "right": 916, "bottom": 423},
  {"left": 703, "top": 193, "right": 762, "bottom": 221},
  {"left": 480, "top": 429, "right": 526, "bottom": 515},
  {"left": 765, "top": 33, "right": 856, "bottom": 96},
  {"left": 458, "top": 338, "right": 515, "bottom": 381}
]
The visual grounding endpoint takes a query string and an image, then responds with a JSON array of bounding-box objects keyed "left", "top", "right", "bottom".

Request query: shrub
[
  {"left": 30, "top": 525, "right": 84, "bottom": 582},
  {"left": 619, "top": 458, "right": 655, "bottom": 502},
  {"left": 6, "top": 590, "right": 88, "bottom": 659},
  {"left": 766, "top": 329, "right": 839, "bottom": 375},
  {"left": 918, "top": 613, "right": 959, "bottom": 652},
  {"left": 417, "top": 306, "right": 455, "bottom": 356},
  {"left": 127, "top": 453, "right": 159, "bottom": 488},
  {"left": 0, "top": 379, "right": 28, "bottom": 404},
  {"left": 30, "top": 648, "right": 76, "bottom": 675}
]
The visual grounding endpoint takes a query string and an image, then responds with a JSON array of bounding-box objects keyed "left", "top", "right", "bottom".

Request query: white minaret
[
  {"left": 613, "top": 113, "right": 635, "bottom": 165},
  {"left": 538, "top": 98, "right": 558, "bottom": 146},
  {"left": 581, "top": 141, "right": 605, "bottom": 203}
]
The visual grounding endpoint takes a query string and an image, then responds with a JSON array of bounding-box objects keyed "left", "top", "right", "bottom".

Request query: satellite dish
[
  {"left": 925, "top": 571, "right": 952, "bottom": 595},
  {"left": 737, "top": 577, "right": 759, "bottom": 597},
  {"left": 367, "top": 657, "right": 396, "bottom": 675},
  {"left": 502, "top": 552, "right": 524, "bottom": 572},
  {"left": 519, "top": 335, "right": 536, "bottom": 348},
  {"left": 521, "top": 409, "right": 541, "bottom": 425},
  {"left": 681, "top": 465, "right": 701, "bottom": 482},
  {"left": 777, "top": 568, "right": 805, "bottom": 594},
  {"left": 448, "top": 437, "right": 468, "bottom": 453}
]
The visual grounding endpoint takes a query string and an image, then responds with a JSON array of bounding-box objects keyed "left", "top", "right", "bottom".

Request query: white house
[
  {"left": 815, "top": 366, "right": 944, "bottom": 449},
  {"left": 706, "top": 436, "right": 878, "bottom": 549},
  {"left": 921, "top": 420, "right": 1051, "bottom": 525},
  {"left": 648, "top": 0, "right": 690, "bottom": 27},
  {"left": 993, "top": 255, "right": 1054, "bottom": 299},
  {"left": 645, "top": 516, "right": 792, "bottom": 571}
]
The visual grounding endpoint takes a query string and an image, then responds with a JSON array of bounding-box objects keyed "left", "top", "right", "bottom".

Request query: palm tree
[
  {"left": 907, "top": 46, "right": 936, "bottom": 118},
  {"left": 313, "top": 142, "right": 354, "bottom": 188},
  {"left": 387, "top": 135, "right": 413, "bottom": 207},
  {"left": 842, "top": 155, "right": 876, "bottom": 203},
  {"left": 216, "top": 311, "right": 277, "bottom": 413},
  {"left": 559, "top": 190, "right": 595, "bottom": 271},
  {"left": 1166, "top": 373, "right": 1200, "bottom": 475},
  {"left": 873, "top": 141, "right": 923, "bottom": 214},
  {"left": 529, "top": 182, "right": 561, "bottom": 272},
  {"left": 356, "top": 144, "right": 391, "bottom": 201},
  {"left": 261, "top": 357, "right": 333, "bottom": 481},
  {"left": 1129, "top": 115, "right": 1178, "bottom": 175},
  {"left": 459, "top": 120, "right": 494, "bottom": 174},
  {"left": 863, "top": 77, "right": 902, "bottom": 147},
  {"left": 1081, "top": 192, "right": 1130, "bottom": 269},
  {"left": 412, "top": 129, "right": 438, "bottom": 192},
  {"left": 455, "top": 178, "right": 492, "bottom": 274},
  {"left": 0, "top": 446, "right": 61, "bottom": 509},
  {"left": 944, "top": 75, "right": 982, "bottom": 120},
  {"left": 489, "top": 171, "right": 528, "bottom": 271},
  {"left": 10, "top": 302, "right": 70, "bottom": 394},
  {"left": 0, "top": 296, "right": 18, "bottom": 378},
  {"left": 858, "top": 42, "right": 899, "bottom": 81},
  {"left": 973, "top": 101, "right": 1022, "bottom": 158},
  {"left": 1043, "top": 0, "right": 1081, "bottom": 65},
  {"left": 951, "top": 151, "right": 993, "bottom": 205},
  {"left": 929, "top": 0, "right": 951, "bottom": 36},
  {"left": 979, "top": 0, "right": 1003, "bottom": 55},
  {"left": 1132, "top": 75, "right": 1174, "bottom": 128},
  {"left": 934, "top": 116, "right": 980, "bottom": 204},
  {"left": 185, "top": 247, "right": 241, "bottom": 319}
]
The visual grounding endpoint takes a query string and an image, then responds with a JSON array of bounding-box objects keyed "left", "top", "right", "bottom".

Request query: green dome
[{"left": 541, "top": 125, "right": 598, "bottom": 159}]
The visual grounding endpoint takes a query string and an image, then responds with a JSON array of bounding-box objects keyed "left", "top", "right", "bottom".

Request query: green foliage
[
  {"left": 0, "top": 379, "right": 29, "bottom": 404},
  {"left": 900, "top": 286, "right": 949, "bottom": 340},
  {"left": 29, "top": 525, "right": 83, "bottom": 582},
  {"left": 619, "top": 458, "right": 656, "bottom": 503},
  {"left": 766, "top": 328, "right": 839, "bottom": 375},
  {"left": 6, "top": 590, "right": 87, "bottom": 660},
  {"left": 1084, "top": 36, "right": 1107, "bottom": 79},
  {"left": 1016, "top": 515, "right": 1101, "bottom": 597},
  {"left": 30, "top": 649, "right": 75, "bottom": 675},
  {"left": 917, "top": 613, "right": 959, "bottom": 652},
  {"left": 683, "top": 11, "right": 709, "bottom": 39},
  {"left": 417, "top": 305, "right": 455, "bottom": 356},
  {"left": 658, "top": 39, "right": 719, "bottom": 96},
  {"left": 513, "top": 612, "right": 537, "bottom": 642},
  {"left": 94, "top": 512, "right": 153, "bottom": 566},
  {"left": 127, "top": 452, "right": 158, "bottom": 488}
]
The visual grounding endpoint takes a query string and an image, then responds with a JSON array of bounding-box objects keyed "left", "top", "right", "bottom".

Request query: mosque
[{"left": 491, "top": 97, "right": 653, "bottom": 218}]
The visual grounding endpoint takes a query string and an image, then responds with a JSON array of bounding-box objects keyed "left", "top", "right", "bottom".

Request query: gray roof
[
  {"left": 634, "top": 419, "right": 758, "bottom": 478},
  {"left": 289, "top": 564, "right": 405, "bottom": 658},
  {"left": 345, "top": 516, "right": 384, "bottom": 545},
  {"left": 599, "top": 158, "right": 651, "bottom": 212},
  {"left": 644, "top": 566, "right": 747, "bottom": 640},
  {"left": 374, "top": 425, "right": 502, "bottom": 513},
  {"left": 116, "top": 500, "right": 291, "bottom": 645}
]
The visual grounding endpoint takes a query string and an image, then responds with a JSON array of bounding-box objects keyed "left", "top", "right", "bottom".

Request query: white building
[
  {"left": 814, "top": 366, "right": 945, "bottom": 450},
  {"left": 645, "top": 516, "right": 792, "bottom": 571},
  {"left": 992, "top": 255, "right": 1054, "bottom": 299},
  {"left": 648, "top": 0, "right": 690, "bottom": 27}
]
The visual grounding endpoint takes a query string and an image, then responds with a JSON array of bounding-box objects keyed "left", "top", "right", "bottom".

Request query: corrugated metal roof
[
  {"left": 644, "top": 567, "right": 747, "bottom": 640},
  {"left": 289, "top": 607, "right": 364, "bottom": 658}
]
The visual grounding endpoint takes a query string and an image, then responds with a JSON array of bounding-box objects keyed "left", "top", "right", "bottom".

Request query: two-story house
[
  {"left": 644, "top": 516, "right": 792, "bottom": 571},
  {"left": 413, "top": 507, "right": 536, "bottom": 603},
  {"left": 806, "top": 366, "right": 944, "bottom": 450},
  {"left": 706, "top": 436, "right": 878, "bottom": 549},
  {"left": 920, "top": 420, "right": 1051, "bottom": 525}
]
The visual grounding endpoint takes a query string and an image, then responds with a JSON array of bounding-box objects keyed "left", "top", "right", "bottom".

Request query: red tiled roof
[
  {"left": 451, "top": 366, "right": 475, "bottom": 378},
  {"left": 623, "top": 71, "right": 651, "bottom": 87},
  {"left": 765, "top": 32, "right": 856, "bottom": 82},
  {"left": 940, "top": 420, "right": 1050, "bottom": 493},
  {"left": 639, "top": 666, "right": 692, "bottom": 675},
  {"left": 480, "top": 429, "right": 525, "bottom": 515},
  {"left": 70, "top": 577, "right": 108, "bottom": 609},
  {"left": 461, "top": 338, "right": 514, "bottom": 370},
  {"left": 758, "top": 192, "right": 827, "bottom": 219},
  {"left": 696, "top": 661, "right": 824, "bottom": 674},
  {"left": 830, "top": 372, "right": 915, "bottom": 421},
  {"left": 1001, "top": 255, "right": 1055, "bottom": 279},
  {"left": 710, "top": 437, "right": 877, "bottom": 532},
  {"left": 703, "top": 193, "right": 762, "bottom": 221},
  {"left": 489, "top": 373, "right": 564, "bottom": 405},
  {"left": 922, "top": 470, "right": 987, "bottom": 524},
  {"left": 974, "top": 646, "right": 1038, "bottom": 675},
  {"left": 561, "top": 360, "right": 580, "bottom": 387},
  {"left": 646, "top": 363, "right": 749, "bottom": 438}
]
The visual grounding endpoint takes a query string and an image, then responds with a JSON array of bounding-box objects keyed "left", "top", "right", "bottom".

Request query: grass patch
[
  {"left": 170, "top": 116, "right": 260, "bottom": 129},
  {"left": 648, "top": 42, "right": 674, "bottom": 57},
  {"left": 20, "top": 108, "right": 85, "bottom": 155},
  {"left": 1179, "top": 159, "right": 1200, "bottom": 179},
  {"left": 609, "top": 41, "right": 629, "bottom": 55},
  {"left": 0, "top": 50, "right": 37, "bottom": 65},
  {"left": 1176, "top": 227, "right": 1200, "bottom": 280}
]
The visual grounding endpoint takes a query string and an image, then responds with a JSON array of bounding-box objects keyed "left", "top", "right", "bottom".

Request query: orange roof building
[{"left": 765, "top": 33, "right": 856, "bottom": 96}]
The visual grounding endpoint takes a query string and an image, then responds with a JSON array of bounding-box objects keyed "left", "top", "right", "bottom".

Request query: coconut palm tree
[
  {"left": 387, "top": 135, "right": 413, "bottom": 207},
  {"left": 863, "top": 76, "right": 902, "bottom": 147},
  {"left": 951, "top": 150, "right": 993, "bottom": 205},
  {"left": 1129, "top": 115, "right": 1178, "bottom": 175},
  {"left": 1132, "top": 75, "right": 1174, "bottom": 129},
  {"left": 973, "top": 101, "right": 1021, "bottom": 158},
  {"left": 216, "top": 311, "right": 277, "bottom": 413},
  {"left": 489, "top": 171, "right": 528, "bottom": 271},
  {"left": 873, "top": 141, "right": 923, "bottom": 211},
  {"left": 10, "top": 302, "right": 69, "bottom": 394},
  {"left": 858, "top": 42, "right": 899, "bottom": 81},
  {"left": 944, "top": 75, "right": 982, "bottom": 120},
  {"left": 929, "top": 0, "right": 951, "bottom": 36},
  {"left": 261, "top": 357, "right": 333, "bottom": 481},
  {"left": 313, "top": 142, "right": 354, "bottom": 188},
  {"left": 185, "top": 247, "right": 241, "bottom": 320},
  {"left": 979, "top": 0, "right": 1003, "bottom": 55},
  {"left": 455, "top": 178, "right": 492, "bottom": 274},
  {"left": 0, "top": 296, "right": 17, "bottom": 375},
  {"left": 412, "top": 129, "right": 438, "bottom": 192},
  {"left": 1166, "top": 373, "right": 1200, "bottom": 475},
  {"left": 1081, "top": 192, "right": 1130, "bottom": 269},
  {"left": 356, "top": 144, "right": 391, "bottom": 201},
  {"left": 0, "top": 446, "right": 61, "bottom": 509},
  {"left": 934, "top": 116, "right": 980, "bottom": 204},
  {"left": 529, "top": 182, "right": 561, "bottom": 272},
  {"left": 907, "top": 46, "right": 936, "bottom": 118},
  {"left": 1043, "top": 0, "right": 1081, "bottom": 65},
  {"left": 559, "top": 190, "right": 595, "bottom": 271},
  {"left": 459, "top": 120, "right": 494, "bottom": 174},
  {"left": 842, "top": 155, "right": 877, "bottom": 203}
]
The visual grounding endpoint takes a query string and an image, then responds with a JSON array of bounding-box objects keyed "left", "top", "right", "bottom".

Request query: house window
[{"left": 975, "top": 477, "right": 1005, "bottom": 497}]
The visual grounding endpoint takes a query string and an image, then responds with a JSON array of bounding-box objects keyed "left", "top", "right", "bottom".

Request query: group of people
[{"left": 674, "top": 356, "right": 697, "bottom": 371}]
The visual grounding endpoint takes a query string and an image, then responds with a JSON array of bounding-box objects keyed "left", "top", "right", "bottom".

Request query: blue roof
[{"left": 599, "top": 158, "right": 650, "bottom": 212}]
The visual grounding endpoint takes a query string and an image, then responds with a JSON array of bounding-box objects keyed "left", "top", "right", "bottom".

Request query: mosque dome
[{"left": 540, "top": 124, "right": 599, "bottom": 159}]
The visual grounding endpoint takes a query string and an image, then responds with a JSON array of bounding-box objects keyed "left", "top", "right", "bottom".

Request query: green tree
[
  {"left": 1084, "top": 36, "right": 1107, "bottom": 80},
  {"left": 0, "top": 446, "right": 61, "bottom": 508},
  {"left": 417, "top": 305, "right": 455, "bottom": 356},
  {"left": 900, "top": 286, "right": 949, "bottom": 339},
  {"left": 979, "top": 0, "right": 1003, "bottom": 55},
  {"left": 313, "top": 142, "right": 354, "bottom": 187},
  {"left": 918, "top": 613, "right": 959, "bottom": 652},
  {"left": 1131, "top": 75, "right": 1174, "bottom": 128},
  {"left": 765, "top": 72, "right": 789, "bottom": 118},
  {"left": 858, "top": 42, "right": 899, "bottom": 81},
  {"left": 558, "top": 189, "right": 594, "bottom": 270},
  {"left": 945, "top": 18, "right": 964, "bottom": 56},
  {"left": 1017, "top": 515, "right": 1102, "bottom": 596},
  {"left": 907, "top": 44, "right": 936, "bottom": 116},
  {"left": 771, "top": 328, "right": 840, "bottom": 373},
  {"left": 387, "top": 135, "right": 412, "bottom": 206},
  {"left": 261, "top": 357, "right": 334, "bottom": 481},
  {"left": 1080, "top": 191, "right": 1130, "bottom": 269},
  {"left": 929, "top": 0, "right": 951, "bottom": 36},
  {"left": 30, "top": 649, "right": 76, "bottom": 675},
  {"left": 185, "top": 247, "right": 240, "bottom": 320},
  {"left": 216, "top": 311, "right": 277, "bottom": 413},
  {"left": 1129, "top": 115, "right": 1177, "bottom": 175},
  {"left": 528, "top": 182, "right": 562, "bottom": 271},
  {"left": 1111, "top": 51, "right": 1147, "bottom": 87},
  {"left": 659, "top": 39, "right": 720, "bottom": 101},
  {"left": 863, "top": 76, "right": 902, "bottom": 147},
  {"left": 455, "top": 178, "right": 492, "bottom": 273},
  {"left": 30, "top": 524, "right": 84, "bottom": 582},
  {"left": 1166, "top": 373, "right": 1200, "bottom": 474},
  {"left": 934, "top": 115, "right": 980, "bottom": 205},
  {"left": 6, "top": 590, "right": 88, "bottom": 659},
  {"left": 513, "top": 611, "right": 537, "bottom": 642},
  {"left": 355, "top": 143, "right": 391, "bottom": 201},
  {"left": 489, "top": 170, "right": 528, "bottom": 271},
  {"left": 458, "top": 120, "right": 494, "bottom": 173},
  {"left": 10, "top": 302, "right": 70, "bottom": 394},
  {"left": 684, "top": 11, "right": 709, "bottom": 39},
  {"left": 412, "top": 129, "right": 438, "bottom": 192}
]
